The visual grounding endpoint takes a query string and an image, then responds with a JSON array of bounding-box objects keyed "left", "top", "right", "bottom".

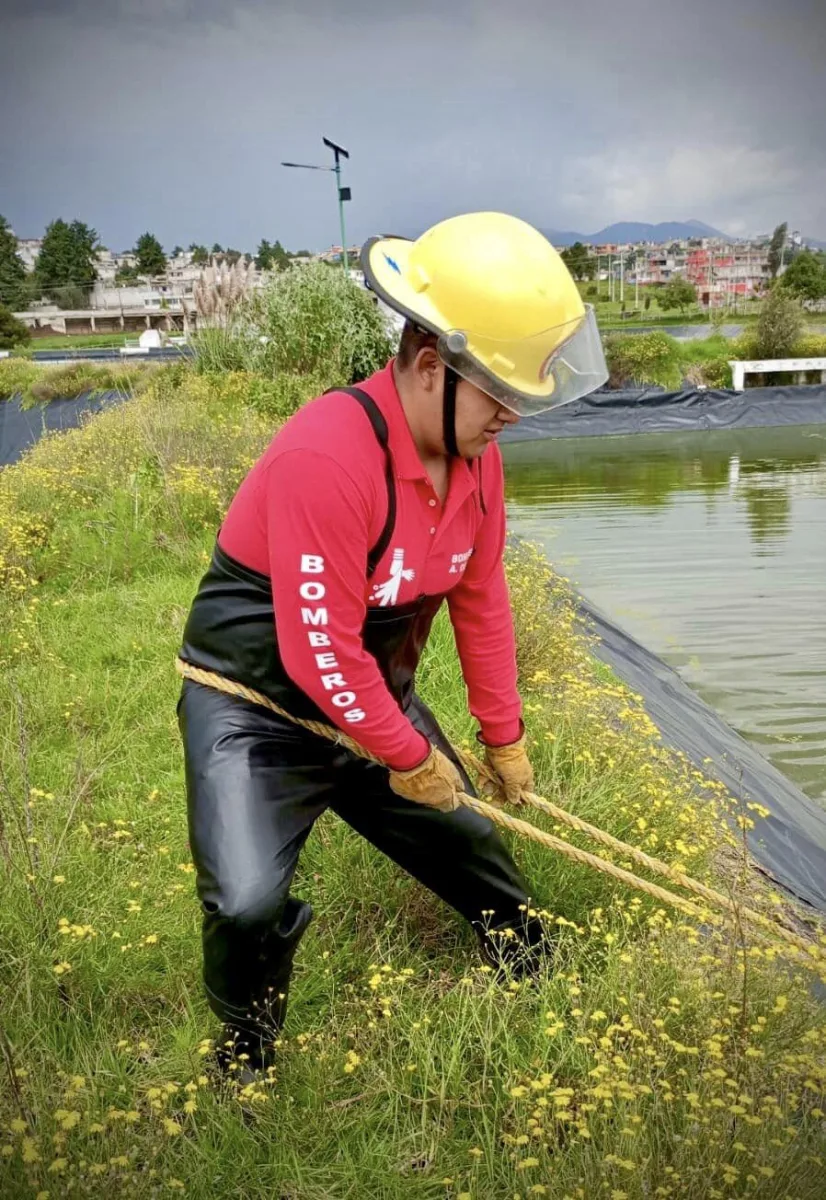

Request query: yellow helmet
[{"left": 362, "top": 212, "right": 607, "bottom": 416}]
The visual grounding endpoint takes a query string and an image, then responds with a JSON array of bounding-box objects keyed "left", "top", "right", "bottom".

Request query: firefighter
[{"left": 177, "top": 212, "right": 608, "bottom": 1074}]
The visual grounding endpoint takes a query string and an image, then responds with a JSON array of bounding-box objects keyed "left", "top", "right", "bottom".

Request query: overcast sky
[{"left": 2, "top": 0, "right": 825, "bottom": 252}]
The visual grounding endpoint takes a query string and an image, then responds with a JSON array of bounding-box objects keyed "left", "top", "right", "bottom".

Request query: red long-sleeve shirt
[{"left": 218, "top": 361, "right": 522, "bottom": 770}]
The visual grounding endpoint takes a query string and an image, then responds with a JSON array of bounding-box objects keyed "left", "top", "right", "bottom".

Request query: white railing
[{"left": 729, "top": 358, "right": 826, "bottom": 390}]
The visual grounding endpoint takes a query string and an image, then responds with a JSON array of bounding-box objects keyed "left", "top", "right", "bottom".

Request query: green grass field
[
  {"left": 22, "top": 332, "right": 151, "bottom": 351},
  {"left": 1, "top": 368, "right": 825, "bottom": 1198}
]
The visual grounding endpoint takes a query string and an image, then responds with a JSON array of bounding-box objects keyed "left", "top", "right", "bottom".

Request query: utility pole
[
  {"left": 619, "top": 250, "right": 624, "bottom": 304},
  {"left": 609, "top": 253, "right": 614, "bottom": 303},
  {"left": 281, "top": 136, "right": 352, "bottom": 277},
  {"left": 323, "top": 137, "right": 351, "bottom": 276},
  {"left": 635, "top": 249, "right": 640, "bottom": 310}
]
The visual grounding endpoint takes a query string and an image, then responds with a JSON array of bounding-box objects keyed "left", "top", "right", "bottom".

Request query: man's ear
[{"left": 414, "top": 345, "right": 443, "bottom": 394}]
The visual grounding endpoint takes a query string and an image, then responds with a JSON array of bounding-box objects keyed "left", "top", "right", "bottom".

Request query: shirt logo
[
  {"left": 371, "top": 548, "right": 415, "bottom": 607},
  {"left": 449, "top": 548, "right": 473, "bottom": 574}
]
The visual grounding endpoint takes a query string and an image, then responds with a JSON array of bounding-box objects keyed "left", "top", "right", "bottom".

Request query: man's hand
[
  {"left": 388, "top": 746, "right": 465, "bottom": 812},
  {"left": 482, "top": 734, "right": 534, "bottom": 806}
]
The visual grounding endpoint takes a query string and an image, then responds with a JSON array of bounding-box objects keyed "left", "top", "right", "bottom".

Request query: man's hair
[{"left": 396, "top": 319, "right": 438, "bottom": 370}]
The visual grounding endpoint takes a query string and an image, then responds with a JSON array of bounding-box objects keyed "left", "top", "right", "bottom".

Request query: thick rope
[
  {"left": 175, "top": 657, "right": 820, "bottom": 958},
  {"left": 457, "top": 749, "right": 812, "bottom": 953}
]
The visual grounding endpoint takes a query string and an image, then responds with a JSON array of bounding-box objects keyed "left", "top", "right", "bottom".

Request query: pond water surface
[{"left": 503, "top": 425, "right": 826, "bottom": 805}]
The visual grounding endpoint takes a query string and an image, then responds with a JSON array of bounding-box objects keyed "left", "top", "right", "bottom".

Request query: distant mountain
[{"left": 544, "top": 219, "right": 736, "bottom": 246}]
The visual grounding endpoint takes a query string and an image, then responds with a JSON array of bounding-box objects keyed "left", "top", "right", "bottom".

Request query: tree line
[
  {"left": 560, "top": 222, "right": 826, "bottom": 310},
  {"left": 2, "top": 213, "right": 825, "bottom": 324},
  {"left": 0, "top": 215, "right": 312, "bottom": 311}
]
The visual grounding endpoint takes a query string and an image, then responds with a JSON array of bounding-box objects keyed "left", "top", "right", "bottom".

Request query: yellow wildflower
[{"left": 22, "top": 1137, "right": 40, "bottom": 1163}]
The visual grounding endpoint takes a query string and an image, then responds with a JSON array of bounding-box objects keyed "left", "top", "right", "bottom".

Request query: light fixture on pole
[{"left": 281, "top": 136, "right": 352, "bottom": 275}]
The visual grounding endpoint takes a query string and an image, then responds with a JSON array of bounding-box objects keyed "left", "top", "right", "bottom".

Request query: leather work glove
[
  {"left": 481, "top": 734, "right": 534, "bottom": 807},
  {"left": 388, "top": 746, "right": 465, "bottom": 813}
]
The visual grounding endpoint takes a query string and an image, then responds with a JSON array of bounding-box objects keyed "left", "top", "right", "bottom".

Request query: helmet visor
[{"left": 436, "top": 305, "right": 608, "bottom": 417}]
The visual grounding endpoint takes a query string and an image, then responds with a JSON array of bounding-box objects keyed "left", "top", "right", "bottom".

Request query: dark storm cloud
[{"left": 2, "top": 0, "right": 824, "bottom": 251}]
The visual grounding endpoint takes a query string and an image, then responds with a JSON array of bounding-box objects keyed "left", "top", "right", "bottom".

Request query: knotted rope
[{"left": 175, "top": 657, "right": 821, "bottom": 959}]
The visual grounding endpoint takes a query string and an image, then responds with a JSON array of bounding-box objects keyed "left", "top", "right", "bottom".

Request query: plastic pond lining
[{"left": 500, "top": 384, "right": 826, "bottom": 442}]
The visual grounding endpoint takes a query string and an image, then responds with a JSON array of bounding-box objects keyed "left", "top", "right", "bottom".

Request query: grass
[
  {"left": 605, "top": 330, "right": 826, "bottom": 389},
  {"left": 579, "top": 283, "right": 751, "bottom": 328},
  {"left": 1, "top": 368, "right": 826, "bottom": 1198},
  {"left": 20, "top": 332, "right": 141, "bottom": 352},
  {"left": 581, "top": 283, "right": 826, "bottom": 331},
  {"left": 0, "top": 358, "right": 164, "bottom": 408}
]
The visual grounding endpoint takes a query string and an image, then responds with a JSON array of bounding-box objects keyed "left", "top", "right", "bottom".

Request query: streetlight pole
[
  {"left": 323, "top": 137, "right": 350, "bottom": 275},
  {"left": 281, "top": 136, "right": 352, "bottom": 276}
]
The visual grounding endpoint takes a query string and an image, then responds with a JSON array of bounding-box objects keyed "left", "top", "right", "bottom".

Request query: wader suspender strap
[
  {"left": 442, "top": 367, "right": 460, "bottom": 458},
  {"left": 325, "top": 387, "right": 397, "bottom": 579}
]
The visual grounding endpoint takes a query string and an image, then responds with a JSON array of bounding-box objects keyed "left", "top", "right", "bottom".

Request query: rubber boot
[
  {"left": 215, "top": 897, "right": 313, "bottom": 1084},
  {"left": 476, "top": 911, "right": 553, "bottom": 980}
]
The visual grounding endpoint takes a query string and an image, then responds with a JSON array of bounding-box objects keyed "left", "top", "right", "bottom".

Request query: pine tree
[
  {"left": 35, "top": 219, "right": 99, "bottom": 305},
  {"left": 134, "top": 232, "right": 166, "bottom": 276},
  {"left": 0, "top": 214, "right": 27, "bottom": 310},
  {"left": 272, "top": 240, "right": 292, "bottom": 272},
  {"left": 255, "top": 239, "right": 274, "bottom": 270}
]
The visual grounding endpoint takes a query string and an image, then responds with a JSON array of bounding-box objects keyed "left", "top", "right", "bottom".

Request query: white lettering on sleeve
[
  {"left": 298, "top": 550, "right": 370, "bottom": 733},
  {"left": 314, "top": 652, "right": 338, "bottom": 669},
  {"left": 301, "top": 607, "right": 328, "bottom": 626},
  {"left": 320, "top": 673, "right": 347, "bottom": 691}
]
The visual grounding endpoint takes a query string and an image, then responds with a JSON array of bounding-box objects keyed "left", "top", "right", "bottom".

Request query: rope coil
[{"left": 175, "top": 657, "right": 821, "bottom": 959}]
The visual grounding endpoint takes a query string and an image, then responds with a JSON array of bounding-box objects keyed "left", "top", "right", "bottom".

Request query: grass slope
[{"left": 1, "top": 370, "right": 825, "bottom": 1199}]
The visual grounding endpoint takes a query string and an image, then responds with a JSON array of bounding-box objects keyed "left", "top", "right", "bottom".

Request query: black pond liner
[
  {"left": 580, "top": 600, "right": 826, "bottom": 915},
  {"left": 4, "top": 389, "right": 826, "bottom": 917},
  {"left": 28, "top": 348, "right": 191, "bottom": 363},
  {"left": 0, "top": 391, "right": 127, "bottom": 467},
  {"left": 500, "top": 384, "right": 826, "bottom": 441}
]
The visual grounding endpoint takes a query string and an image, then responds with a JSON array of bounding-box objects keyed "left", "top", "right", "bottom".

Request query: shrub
[
  {"left": 755, "top": 287, "right": 804, "bottom": 359},
  {"left": 189, "top": 324, "right": 253, "bottom": 374},
  {"left": 0, "top": 357, "right": 40, "bottom": 399},
  {"left": 250, "top": 263, "right": 393, "bottom": 382},
  {"left": 791, "top": 332, "right": 826, "bottom": 358},
  {"left": 194, "top": 263, "right": 394, "bottom": 389},
  {"left": 604, "top": 331, "right": 682, "bottom": 389},
  {"left": 730, "top": 330, "right": 760, "bottom": 360},
  {"left": 190, "top": 368, "right": 329, "bottom": 424},
  {"left": 52, "top": 284, "right": 92, "bottom": 310},
  {"left": 656, "top": 276, "right": 697, "bottom": 314},
  {"left": 0, "top": 303, "right": 31, "bottom": 349},
  {"left": 684, "top": 357, "right": 732, "bottom": 389},
  {"left": 0, "top": 359, "right": 159, "bottom": 408}
]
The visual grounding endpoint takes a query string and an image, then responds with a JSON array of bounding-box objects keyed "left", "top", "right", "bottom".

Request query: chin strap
[{"left": 442, "top": 367, "right": 460, "bottom": 457}]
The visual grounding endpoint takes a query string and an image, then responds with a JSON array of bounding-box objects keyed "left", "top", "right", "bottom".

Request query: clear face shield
[{"left": 436, "top": 305, "right": 608, "bottom": 417}]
